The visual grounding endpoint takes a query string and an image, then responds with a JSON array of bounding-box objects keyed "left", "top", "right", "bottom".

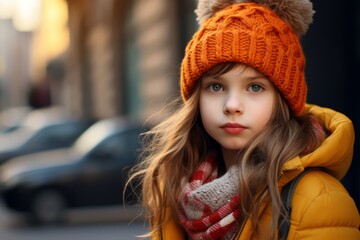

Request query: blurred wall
[
  {"left": 0, "top": 20, "right": 33, "bottom": 107},
  {"left": 64, "top": 0, "right": 181, "bottom": 121},
  {"left": 0, "top": 0, "right": 68, "bottom": 110}
]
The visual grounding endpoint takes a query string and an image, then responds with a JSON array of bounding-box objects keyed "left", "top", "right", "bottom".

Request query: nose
[{"left": 223, "top": 92, "right": 243, "bottom": 115}]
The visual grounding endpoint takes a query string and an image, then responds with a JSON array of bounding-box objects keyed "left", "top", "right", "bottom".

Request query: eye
[
  {"left": 207, "top": 83, "right": 223, "bottom": 92},
  {"left": 249, "top": 84, "right": 263, "bottom": 93}
]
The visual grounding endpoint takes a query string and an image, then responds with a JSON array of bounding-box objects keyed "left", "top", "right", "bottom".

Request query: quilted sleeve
[{"left": 287, "top": 171, "right": 360, "bottom": 240}]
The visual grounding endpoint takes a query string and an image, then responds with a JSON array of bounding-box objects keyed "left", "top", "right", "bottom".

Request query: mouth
[{"left": 221, "top": 123, "right": 246, "bottom": 134}]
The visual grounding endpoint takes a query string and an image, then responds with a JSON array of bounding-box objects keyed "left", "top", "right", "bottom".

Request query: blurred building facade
[
  {"left": 0, "top": 0, "right": 68, "bottom": 110},
  {"left": 63, "top": 0, "right": 197, "bottom": 121},
  {"left": 0, "top": 19, "right": 33, "bottom": 108}
]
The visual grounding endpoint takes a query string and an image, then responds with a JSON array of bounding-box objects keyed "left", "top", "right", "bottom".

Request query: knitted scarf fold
[{"left": 179, "top": 153, "right": 241, "bottom": 240}]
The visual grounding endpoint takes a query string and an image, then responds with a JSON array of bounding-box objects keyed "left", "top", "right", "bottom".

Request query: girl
[{"left": 130, "top": 0, "right": 360, "bottom": 239}]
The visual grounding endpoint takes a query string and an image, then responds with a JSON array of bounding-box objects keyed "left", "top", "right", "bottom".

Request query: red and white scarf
[{"left": 179, "top": 153, "right": 241, "bottom": 240}]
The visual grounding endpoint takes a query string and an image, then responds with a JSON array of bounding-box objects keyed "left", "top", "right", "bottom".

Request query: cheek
[
  {"left": 256, "top": 111, "right": 272, "bottom": 129},
  {"left": 199, "top": 96, "right": 210, "bottom": 126},
  {"left": 252, "top": 97, "right": 275, "bottom": 129},
  {"left": 199, "top": 95, "right": 218, "bottom": 131}
]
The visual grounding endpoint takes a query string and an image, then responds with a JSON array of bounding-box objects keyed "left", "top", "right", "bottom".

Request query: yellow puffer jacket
[{"left": 151, "top": 104, "right": 360, "bottom": 239}]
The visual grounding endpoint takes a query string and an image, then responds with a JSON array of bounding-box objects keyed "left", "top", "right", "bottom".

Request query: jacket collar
[{"left": 280, "top": 104, "right": 355, "bottom": 185}]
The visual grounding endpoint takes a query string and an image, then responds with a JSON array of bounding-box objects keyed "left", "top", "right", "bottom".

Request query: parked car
[
  {"left": 0, "top": 107, "right": 94, "bottom": 165},
  {"left": 0, "top": 117, "right": 146, "bottom": 224},
  {"left": 0, "top": 106, "right": 32, "bottom": 133}
]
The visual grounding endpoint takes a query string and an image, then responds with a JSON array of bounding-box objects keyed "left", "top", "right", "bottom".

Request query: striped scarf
[{"left": 179, "top": 153, "right": 241, "bottom": 240}]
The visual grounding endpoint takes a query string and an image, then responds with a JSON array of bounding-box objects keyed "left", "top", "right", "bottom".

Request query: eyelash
[
  {"left": 206, "top": 83, "right": 223, "bottom": 92},
  {"left": 249, "top": 83, "right": 264, "bottom": 93},
  {"left": 206, "top": 83, "right": 265, "bottom": 93}
]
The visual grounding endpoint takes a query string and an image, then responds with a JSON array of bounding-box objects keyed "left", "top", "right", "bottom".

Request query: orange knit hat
[{"left": 180, "top": 0, "right": 314, "bottom": 115}]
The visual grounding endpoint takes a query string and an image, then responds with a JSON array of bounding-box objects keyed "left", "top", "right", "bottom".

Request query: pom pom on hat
[
  {"left": 196, "top": 0, "right": 238, "bottom": 25},
  {"left": 196, "top": 0, "right": 314, "bottom": 36},
  {"left": 181, "top": 0, "right": 315, "bottom": 115}
]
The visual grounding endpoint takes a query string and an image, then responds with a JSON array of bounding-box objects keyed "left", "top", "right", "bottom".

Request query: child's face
[{"left": 199, "top": 64, "right": 276, "bottom": 152}]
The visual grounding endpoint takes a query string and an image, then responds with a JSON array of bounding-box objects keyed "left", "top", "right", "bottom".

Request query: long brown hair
[
  {"left": 128, "top": 62, "right": 326, "bottom": 239},
  {"left": 128, "top": 83, "right": 208, "bottom": 236},
  {"left": 235, "top": 89, "right": 326, "bottom": 239}
]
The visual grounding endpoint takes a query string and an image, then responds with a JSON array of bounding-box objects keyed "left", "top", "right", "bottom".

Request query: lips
[{"left": 221, "top": 123, "right": 246, "bottom": 134}]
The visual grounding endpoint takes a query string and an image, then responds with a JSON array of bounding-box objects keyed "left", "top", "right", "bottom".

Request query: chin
[{"left": 221, "top": 143, "right": 246, "bottom": 151}]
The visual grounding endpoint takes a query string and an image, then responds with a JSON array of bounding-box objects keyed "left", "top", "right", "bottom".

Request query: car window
[
  {"left": 73, "top": 121, "right": 111, "bottom": 154},
  {"left": 24, "top": 122, "right": 85, "bottom": 148},
  {"left": 90, "top": 128, "right": 141, "bottom": 165},
  {"left": 0, "top": 127, "right": 34, "bottom": 149}
]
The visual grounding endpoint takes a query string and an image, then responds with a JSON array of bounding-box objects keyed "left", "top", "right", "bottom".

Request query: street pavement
[{"left": 0, "top": 200, "right": 149, "bottom": 240}]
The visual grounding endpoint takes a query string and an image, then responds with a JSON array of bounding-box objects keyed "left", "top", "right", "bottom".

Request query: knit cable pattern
[{"left": 180, "top": 3, "right": 307, "bottom": 115}]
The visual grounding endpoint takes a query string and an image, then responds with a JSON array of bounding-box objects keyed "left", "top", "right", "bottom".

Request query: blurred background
[{"left": 0, "top": 0, "right": 359, "bottom": 239}]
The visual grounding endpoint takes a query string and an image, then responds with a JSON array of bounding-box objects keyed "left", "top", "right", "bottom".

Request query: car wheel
[{"left": 30, "top": 189, "right": 66, "bottom": 225}]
